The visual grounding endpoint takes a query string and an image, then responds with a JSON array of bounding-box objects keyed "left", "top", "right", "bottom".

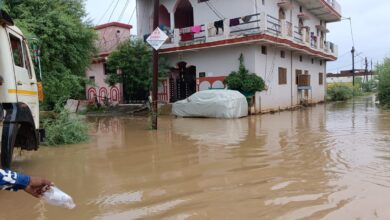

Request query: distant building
[
  {"left": 86, "top": 22, "right": 132, "bottom": 105},
  {"left": 327, "top": 70, "right": 376, "bottom": 83},
  {"left": 137, "top": 0, "right": 341, "bottom": 113}
]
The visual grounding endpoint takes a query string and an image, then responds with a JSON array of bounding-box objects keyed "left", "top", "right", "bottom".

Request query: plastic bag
[{"left": 42, "top": 186, "right": 76, "bottom": 209}]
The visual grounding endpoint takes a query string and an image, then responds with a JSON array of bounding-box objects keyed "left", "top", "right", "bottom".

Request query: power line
[
  {"left": 108, "top": 0, "right": 121, "bottom": 22},
  {"left": 118, "top": 0, "right": 130, "bottom": 22},
  {"left": 127, "top": 5, "right": 136, "bottom": 24},
  {"left": 97, "top": 0, "right": 115, "bottom": 24},
  {"left": 205, "top": 2, "right": 224, "bottom": 20}
]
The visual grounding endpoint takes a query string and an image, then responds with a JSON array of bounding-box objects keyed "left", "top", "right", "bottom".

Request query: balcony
[
  {"left": 157, "top": 12, "right": 338, "bottom": 60},
  {"left": 295, "top": 0, "right": 341, "bottom": 22}
]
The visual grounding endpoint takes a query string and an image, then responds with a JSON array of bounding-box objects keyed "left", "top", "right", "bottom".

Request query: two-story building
[
  {"left": 86, "top": 22, "right": 132, "bottom": 105},
  {"left": 137, "top": 0, "right": 341, "bottom": 113}
]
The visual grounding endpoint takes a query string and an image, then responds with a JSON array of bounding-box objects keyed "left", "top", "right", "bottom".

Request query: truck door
[{"left": 8, "top": 30, "right": 39, "bottom": 129}]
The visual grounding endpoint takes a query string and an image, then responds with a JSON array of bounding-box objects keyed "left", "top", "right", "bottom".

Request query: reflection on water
[{"left": 1, "top": 96, "right": 390, "bottom": 219}]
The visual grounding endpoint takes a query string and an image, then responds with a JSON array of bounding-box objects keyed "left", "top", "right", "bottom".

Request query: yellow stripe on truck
[{"left": 8, "top": 89, "right": 38, "bottom": 96}]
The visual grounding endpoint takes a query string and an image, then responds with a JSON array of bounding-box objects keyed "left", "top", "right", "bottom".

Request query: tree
[
  {"left": 225, "top": 54, "right": 265, "bottom": 96},
  {"left": 377, "top": 58, "right": 390, "bottom": 107},
  {"left": 4, "top": 0, "right": 96, "bottom": 109},
  {"left": 105, "top": 39, "right": 170, "bottom": 101}
]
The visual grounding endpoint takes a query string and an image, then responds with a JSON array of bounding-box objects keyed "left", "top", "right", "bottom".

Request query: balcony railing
[
  {"left": 155, "top": 12, "right": 337, "bottom": 58},
  {"left": 324, "top": 0, "right": 341, "bottom": 15}
]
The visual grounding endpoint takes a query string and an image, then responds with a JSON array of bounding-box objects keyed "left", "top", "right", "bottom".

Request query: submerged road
[{"left": 1, "top": 96, "right": 389, "bottom": 219}]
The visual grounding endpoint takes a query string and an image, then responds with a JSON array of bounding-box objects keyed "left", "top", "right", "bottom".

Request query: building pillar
[{"left": 170, "top": 12, "right": 175, "bottom": 29}]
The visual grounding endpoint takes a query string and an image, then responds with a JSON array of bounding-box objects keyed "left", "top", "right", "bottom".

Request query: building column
[{"left": 170, "top": 12, "right": 175, "bottom": 29}]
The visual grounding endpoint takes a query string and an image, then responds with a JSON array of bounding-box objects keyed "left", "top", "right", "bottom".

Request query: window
[
  {"left": 261, "top": 46, "right": 267, "bottom": 55},
  {"left": 89, "top": 76, "right": 95, "bottom": 83},
  {"left": 311, "top": 58, "right": 314, "bottom": 64},
  {"left": 199, "top": 72, "right": 206, "bottom": 77},
  {"left": 299, "top": 6, "right": 303, "bottom": 13},
  {"left": 299, "top": 56, "right": 303, "bottom": 62},
  {"left": 281, "top": 50, "right": 285, "bottom": 58},
  {"left": 22, "top": 41, "right": 32, "bottom": 79},
  {"left": 262, "top": 0, "right": 265, "bottom": 5},
  {"left": 319, "top": 72, "right": 324, "bottom": 85},
  {"left": 10, "top": 35, "right": 24, "bottom": 67},
  {"left": 320, "top": 60, "right": 323, "bottom": 66},
  {"left": 295, "top": 69, "right": 302, "bottom": 85},
  {"left": 278, "top": 67, "right": 287, "bottom": 85},
  {"left": 198, "top": 0, "right": 209, "bottom": 2}
]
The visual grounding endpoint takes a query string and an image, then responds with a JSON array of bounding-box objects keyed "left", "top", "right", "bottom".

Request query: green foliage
[
  {"left": 327, "top": 83, "right": 353, "bottom": 101},
  {"left": 5, "top": 0, "right": 97, "bottom": 109},
  {"left": 43, "top": 109, "right": 89, "bottom": 146},
  {"left": 377, "top": 58, "right": 390, "bottom": 107},
  {"left": 105, "top": 39, "right": 170, "bottom": 101},
  {"left": 224, "top": 54, "right": 265, "bottom": 96},
  {"left": 42, "top": 71, "right": 85, "bottom": 110},
  {"left": 361, "top": 79, "right": 378, "bottom": 93}
]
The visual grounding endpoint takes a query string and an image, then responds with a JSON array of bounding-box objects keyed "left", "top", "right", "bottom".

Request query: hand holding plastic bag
[{"left": 42, "top": 186, "right": 76, "bottom": 209}]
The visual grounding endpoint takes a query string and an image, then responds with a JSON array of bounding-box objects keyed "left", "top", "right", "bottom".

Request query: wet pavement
[{"left": 1, "top": 96, "right": 390, "bottom": 219}]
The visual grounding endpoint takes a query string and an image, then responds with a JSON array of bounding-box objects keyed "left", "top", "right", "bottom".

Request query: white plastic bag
[{"left": 42, "top": 186, "right": 76, "bottom": 209}]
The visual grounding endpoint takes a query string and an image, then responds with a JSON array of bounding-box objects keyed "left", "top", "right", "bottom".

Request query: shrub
[
  {"left": 327, "top": 83, "right": 353, "bottom": 101},
  {"left": 43, "top": 109, "right": 89, "bottom": 146},
  {"left": 361, "top": 79, "right": 378, "bottom": 93},
  {"left": 377, "top": 58, "right": 390, "bottom": 107},
  {"left": 225, "top": 54, "right": 265, "bottom": 96}
]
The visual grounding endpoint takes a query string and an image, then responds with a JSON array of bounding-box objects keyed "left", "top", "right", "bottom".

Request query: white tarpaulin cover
[{"left": 172, "top": 90, "right": 248, "bottom": 119}]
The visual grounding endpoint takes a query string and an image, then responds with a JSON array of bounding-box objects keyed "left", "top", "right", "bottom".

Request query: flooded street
[{"left": 1, "top": 96, "right": 390, "bottom": 220}]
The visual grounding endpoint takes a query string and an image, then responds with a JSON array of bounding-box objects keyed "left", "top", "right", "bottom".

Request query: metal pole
[
  {"left": 365, "top": 57, "right": 368, "bottom": 82},
  {"left": 38, "top": 56, "right": 42, "bottom": 81},
  {"left": 152, "top": 0, "right": 159, "bottom": 130},
  {"left": 351, "top": 46, "right": 355, "bottom": 86}
]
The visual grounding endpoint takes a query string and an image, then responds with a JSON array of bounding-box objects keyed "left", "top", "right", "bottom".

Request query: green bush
[
  {"left": 327, "top": 83, "right": 353, "bottom": 101},
  {"left": 377, "top": 58, "right": 390, "bottom": 107},
  {"left": 225, "top": 54, "right": 265, "bottom": 96},
  {"left": 43, "top": 109, "right": 89, "bottom": 146},
  {"left": 361, "top": 79, "right": 378, "bottom": 93}
]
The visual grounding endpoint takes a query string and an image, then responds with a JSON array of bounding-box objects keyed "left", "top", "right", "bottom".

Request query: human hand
[{"left": 24, "top": 176, "right": 53, "bottom": 198}]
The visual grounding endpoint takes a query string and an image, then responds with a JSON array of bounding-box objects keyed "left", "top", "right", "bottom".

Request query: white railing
[
  {"left": 157, "top": 13, "right": 337, "bottom": 57},
  {"left": 324, "top": 0, "right": 341, "bottom": 15}
]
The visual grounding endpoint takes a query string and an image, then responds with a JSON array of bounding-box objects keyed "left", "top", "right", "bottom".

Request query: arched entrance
[
  {"left": 110, "top": 86, "right": 120, "bottom": 102},
  {"left": 99, "top": 87, "right": 108, "bottom": 102},
  {"left": 174, "top": 0, "right": 194, "bottom": 29},
  {"left": 169, "top": 62, "right": 196, "bottom": 102},
  {"left": 88, "top": 87, "right": 97, "bottom": 101},
  {"left": 159, "top": 5, "right": 170, "bottom": 28}
]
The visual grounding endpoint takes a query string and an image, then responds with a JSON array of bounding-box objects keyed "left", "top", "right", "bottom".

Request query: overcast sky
[{"left": 85, "top": 0, "right": 390, "bottom": 73}]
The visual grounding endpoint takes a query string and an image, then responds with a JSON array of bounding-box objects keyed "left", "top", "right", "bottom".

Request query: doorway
[
  {"left": 169, "top": 62, "right": 196, "bottom": 102},
  {"left": 174, "top": 0, "right": 194, "bottom": 29}
]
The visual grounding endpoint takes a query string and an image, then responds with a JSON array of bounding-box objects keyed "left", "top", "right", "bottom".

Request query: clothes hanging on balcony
[
  {"left": 180, "top": 33, "right": 193, "bottom": 41},
  {"left": 180, "top": 27, "right": 192, "bottom": 34},
  {"left": 214, "top": 20, "right": 224, "bottom": 34},
  {"left": 208, "top": 23, "right": 217, "bottom": 36},
  {"left": 241, "top": 15, "right": 253, "bottom": 23},
  {"left": 191, "top": 25, "right": 202, "bottom": 34},
  {"left": 229, "top": 18, "right": 240, "bottom": 27}
]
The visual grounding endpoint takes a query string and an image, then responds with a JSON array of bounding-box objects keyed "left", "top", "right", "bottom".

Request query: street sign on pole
[{"left": 146, "top": 27, "right": 168, "bottom": 51}]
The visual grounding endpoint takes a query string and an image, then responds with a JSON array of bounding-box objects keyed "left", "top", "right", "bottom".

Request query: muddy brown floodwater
[{"left": 1, "top": 96, "right": 390, "bottom": 220}]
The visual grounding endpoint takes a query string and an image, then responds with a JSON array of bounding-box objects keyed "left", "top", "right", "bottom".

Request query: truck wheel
[{"left": 1, "top": 123, "right": 19, "bottom": 169}]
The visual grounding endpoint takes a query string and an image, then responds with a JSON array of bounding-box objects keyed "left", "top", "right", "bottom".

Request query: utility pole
[
  {"left": 152, "top": 0, "right": 159, "bottom": 130},
  {"left": 371, "top": 59, "right": 373, "bottom": 79},
  {"left": 365, "top": 57, "right": 368, "bottom": 82},
  {"left": 351, "top": 46, "right": 355, "bottom": 86}
]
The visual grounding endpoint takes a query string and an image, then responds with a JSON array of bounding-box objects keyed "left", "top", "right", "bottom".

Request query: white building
[{"left": 137, "top": 0, "right": 341, "bottom": 113}]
